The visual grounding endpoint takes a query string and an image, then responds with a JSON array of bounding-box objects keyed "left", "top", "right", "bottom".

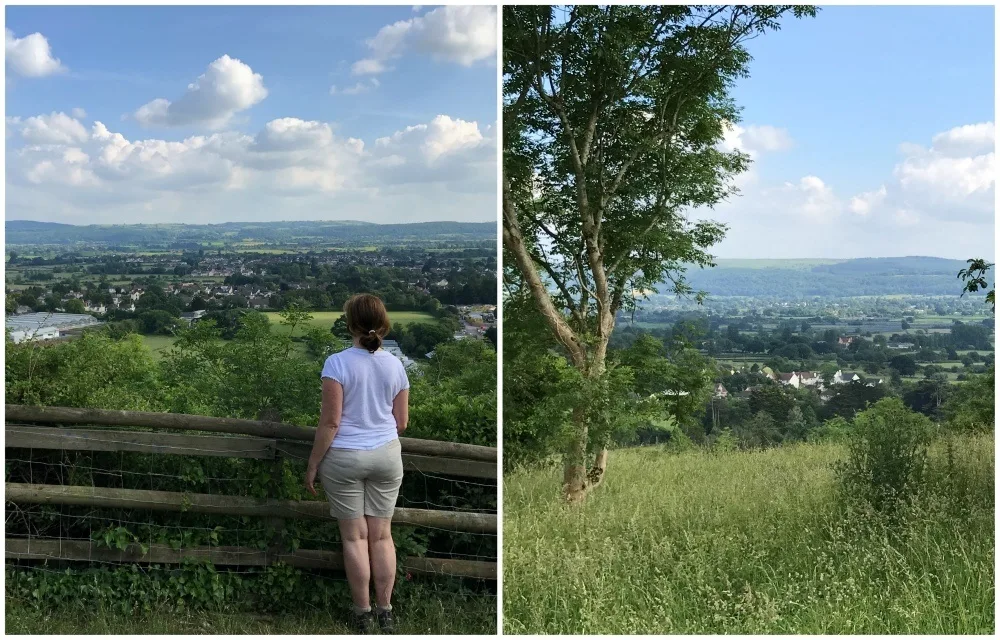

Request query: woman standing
[{"left": 305, "top": 294, "right": 409, "bottom": 634}]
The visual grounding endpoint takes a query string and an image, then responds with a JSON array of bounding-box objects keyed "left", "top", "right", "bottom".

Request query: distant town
[{"left": 6, "top": 224, "right": 497, "bottom": 367}]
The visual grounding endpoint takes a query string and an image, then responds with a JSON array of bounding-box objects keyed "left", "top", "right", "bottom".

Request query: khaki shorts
[{"left": 318, "top": 439, "right": 403, "bottom": 520}]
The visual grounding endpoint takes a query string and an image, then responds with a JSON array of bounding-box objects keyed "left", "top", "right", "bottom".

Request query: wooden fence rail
[
  {"left": 5, "top": 539, "right": 496, "bottom": 580},
  {"left": 5, "top": 424, "right": 496, "bottom": 479},
  {"left": 5, "top": 405, "right": 498, "bottom": 580},
  {"left": 6, "top": 405, "right": 497, "bottom": 462},
  {"left": 6, "top": 483, "right": 496, "bottom": 534}
]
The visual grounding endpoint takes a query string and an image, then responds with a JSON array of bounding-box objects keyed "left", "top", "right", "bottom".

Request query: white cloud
[
  {"left": 721, "top": 122, "right": 793, "bottom": 158},
  {"left": 133, "top": 55, "right": 268, "bottom": 129},
  {"left": 860, "top": 122, "right": 995, "bottom": 224},
  {"left": 11, "top": 112, "right": 89, "bottom": 145},
  {"left": 330, "top": 78, "right": 379, "bottom": 95},
  {"left": 930, "top": 122, "right": 994, "bottom": 157},
  {"left": 353, "top": 5, "right": 496, "bottom": 75},
  {"left": 849, "top": 185, "right": 886, "bottom": 216},
  {"left": 71, "top": 107, "right": 87, "bottom": 119},
  {"left": 6, "top": 111, "right": 496, "bottom": 221},
  {"left": 371, "top": 115, "right": 495, "bottom": 189},
  {"left": 352, "top": 58, "right": 389, "bottom": 76},
  {"left": 5, "top": 29, "right": 65, "bottom": 77},
  {"left": 708, "top": 122, "right": 994, "bottom": 259}
]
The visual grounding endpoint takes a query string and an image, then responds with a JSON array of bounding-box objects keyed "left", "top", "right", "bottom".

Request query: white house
[
  {"left": 833, "top": 370, "right": 861, "bottom": 384},
  {"left": 777, "top": 372, "right": 801, "bottom": 388},
  {"left": 797, "top": 371, "right": 821, "bottom": 387}
]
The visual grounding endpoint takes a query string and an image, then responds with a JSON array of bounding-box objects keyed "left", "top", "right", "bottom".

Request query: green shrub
[
  {"left": 808, "top": 416, "right": 853, "bottom": 444},
  {"left": 663, "top": 427, "right": 696, "bottom": 454},
  {"left": 710, "top": 427, "right": 738, "bottom": 453},
  {"left": 835, "top": 398, "right": 936, "bottom": 513}
]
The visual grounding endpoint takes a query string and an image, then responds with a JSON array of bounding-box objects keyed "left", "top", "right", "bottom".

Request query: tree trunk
[
  {"left": 588, "top": 447, "right": 608, "bottom": 489},
  {"left": 563, "top": 411, "right": 589, "bottom": 502}
]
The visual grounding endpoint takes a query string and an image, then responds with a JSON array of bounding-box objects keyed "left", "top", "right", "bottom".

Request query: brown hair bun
[{"left": 343, "top": 294, "right": 391, "bottom": 353}]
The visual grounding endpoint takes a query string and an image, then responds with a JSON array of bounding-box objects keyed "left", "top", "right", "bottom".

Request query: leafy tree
[
  {"left": 808, "top": 415, "right": 852, "bottom": 443},
  {"left": 277, "top": 301, "right": 314, "bottom": 353},
  {"left": 902, "top": 378, "right": 951, "bottom": 418},
  {"left": 901, "top": 319, "right": 910, "bottom": 330},
  {"left": 748, "top": 384, "right": 795, "bottom": 425},
  {"left": 503, "top": 4, "right": 813, "bottom": 501},
  {"left": 942, "top": 368, "right": 994, "bottom": 433},
  {"left": 823, "top": 381, "right": 887, "bottom": 420},
  {"left": 331, "top": 315, "right": 351, "bottom": 341},
  {"left": 784, "top": 406, "right": 808, "bottom": 442},
  {"left": 63, "top": 298, "right": 86, "bottom": 314},
  {"left": 957, "top": 258, "right": 994, "bottom": 312},
  {"left": 735, "top": 410, "right": 781, "bottom": 449},
  {"left": 138, "top": 310, "right": 181, "bottom": 336},
  {"left": 888, "top": 354, "right": 917, "bottom": 376}
]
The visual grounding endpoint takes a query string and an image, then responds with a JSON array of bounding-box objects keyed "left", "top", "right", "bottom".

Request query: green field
[
  {"left": 140, "top": 335, "right": 179, "bottom": 360},
  {"left": 503, "top": 436, "right": 994, "bottom": 634},
  {"left": 263, "top": 310, "right": 438, "bottom": 335}
]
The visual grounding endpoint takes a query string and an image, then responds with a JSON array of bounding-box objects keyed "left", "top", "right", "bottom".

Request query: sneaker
[
  {"left": 375, "top": 608, "right": 397, "bottom": 634},
  {"left": 352, "top": 610, "right": 378, "bottom": 634}
]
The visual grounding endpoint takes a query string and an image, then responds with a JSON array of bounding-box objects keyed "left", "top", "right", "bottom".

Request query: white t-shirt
[{"left": 321, "top": 346, "right": 410, "bottom": 450}]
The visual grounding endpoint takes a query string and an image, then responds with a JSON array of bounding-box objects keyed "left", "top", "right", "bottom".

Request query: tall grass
[{"left": 503, "top": 435, "right": 994, "bottom": 634}]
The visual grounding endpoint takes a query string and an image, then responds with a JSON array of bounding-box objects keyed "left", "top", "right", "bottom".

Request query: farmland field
[
  {"left": 503, "top": 436, "right": 994, "bottom": 634},
  {"left": 140, "top": 335, "right": 179, "bottom": 360},
  {"left": 263, "top": 310, "right": 438, "bottom": 335}
]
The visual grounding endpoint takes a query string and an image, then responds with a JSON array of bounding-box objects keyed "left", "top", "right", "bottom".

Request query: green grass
[
  {"left": 140, "top": 335, "right": 179, "bottom": 360},
  {"left": 263, "top": 310, "right": 438, "bottom": 335},
  {"left": 5, "top": 591, "right": 496, "bottom": 634},
  {"left": 140, "top": 334, "right": 310, "bottom": 361},
  {"left": 503, "top": 436, "right": 994, "bottom": 634}
]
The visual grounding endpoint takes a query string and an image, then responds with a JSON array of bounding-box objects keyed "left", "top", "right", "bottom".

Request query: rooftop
[{"left": 6, "top": 312, "right": 102, "bottom": 332}]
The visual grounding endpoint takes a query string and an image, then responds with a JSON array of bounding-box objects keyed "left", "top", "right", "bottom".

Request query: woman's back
[{"left": 322, "top": 346, "right": 409, "bottom": 450}]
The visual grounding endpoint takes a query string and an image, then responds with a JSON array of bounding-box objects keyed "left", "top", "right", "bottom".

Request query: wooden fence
[{"left": 5, "top": 405, "right": 497, "bottom": 580}]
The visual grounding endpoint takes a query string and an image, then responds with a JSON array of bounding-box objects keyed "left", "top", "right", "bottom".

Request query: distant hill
[
  {"left": 675, "top": 257, "right": 993, "bottom": 297},
  {"left": 5, "top": 220, "right": 496, "bottom": 247}
]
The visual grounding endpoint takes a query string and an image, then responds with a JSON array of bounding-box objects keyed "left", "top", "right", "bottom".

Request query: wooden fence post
[{"left": 266, "top": 450, "right": 287, "bottom": 562}]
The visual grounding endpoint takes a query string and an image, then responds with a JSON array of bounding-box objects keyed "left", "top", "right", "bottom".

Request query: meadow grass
[{"left": 503, "top": 435, "right": 994, "bottom": 634}]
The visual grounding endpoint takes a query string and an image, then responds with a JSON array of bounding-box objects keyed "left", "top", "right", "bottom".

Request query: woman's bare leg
[
  {"left": 338, "top": 517, "right": 371, "bottom": 609},
  {"left": 366, "top": 516, "right": 396, "bottom": 608}
]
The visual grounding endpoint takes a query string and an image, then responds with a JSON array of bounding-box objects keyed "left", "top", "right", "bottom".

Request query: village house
[
  {"left": 777, "top": 372, "right": 801, "bottom": 388},
  {"left": 832, "top": 370, "right": 861, "bottom": 384},
  {"left": 837, "top": 336, "right": 856, "bottom": 346},
  {"left": 712, "top": 383, "right": 728, "bottom": 399},
  {"left": 797, "top": 371, "right": 821, "bottom": 387}
]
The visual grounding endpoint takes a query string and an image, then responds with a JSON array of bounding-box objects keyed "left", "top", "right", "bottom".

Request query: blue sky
[
  {"left": 6, "top": 5, "right": 497, "bottom": 225},
  {"left": 707, "top": 5, "right": 995, "bottom": 259}
]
